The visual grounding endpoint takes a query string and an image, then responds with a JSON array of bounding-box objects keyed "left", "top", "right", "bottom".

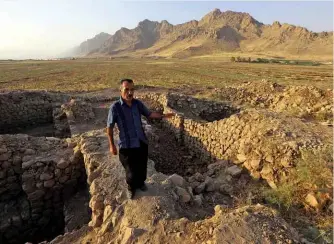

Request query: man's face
[{"left": 120, "top": 81, "right": 135, "bottom": 101}]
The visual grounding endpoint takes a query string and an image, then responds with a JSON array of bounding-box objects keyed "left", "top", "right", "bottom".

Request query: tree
[{"left": 230, "top": 57, "right": 236, "bottom": 62}]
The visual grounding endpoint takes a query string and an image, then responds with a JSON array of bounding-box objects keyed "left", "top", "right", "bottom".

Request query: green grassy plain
[{"left": 0, "top": 58, "right": 332, "bottom": 92}]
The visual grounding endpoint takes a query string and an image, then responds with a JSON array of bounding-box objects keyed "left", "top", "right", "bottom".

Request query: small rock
[
  {"left": 204, "top": 177, "right": 215, "bottom": 192},
  {"left": 40, "top": 173, "right": 53, "bottom": 181},
  {"left": 88, "top": 214, "right": 103, "bottom": 228},
  {"left": 267, "top": 181, "right": 277, "bottom": 189},
  {"left": 12, "top": 156, "right": 22, "bottom": 165},
  {"left": 57, "top": 159, "right": 69, "bottom": 169},
  {"left": 236, "top": 154, "right": 247, "bottom": 163},
  {"left": 265, "top": 155, "right": 274, "bottom": 163},
  {"left": 24, "top": 149, "right": 36, "bottom": 155},
  {"left": 190, "top": 181, "right": 200, "bottom": 189},
  {"left": 90, "top": 195, "right": 104, "bottom": 210},
  {"left": 22, "top": 155, "right": 33, "bottom": 162},
  {"left": 260, "top": 165, "right": 274, "bottom": 180},
  {"left": 28, "top": 190, "right": 45, "bottom": 201},
  {"left": 193, "top": 195, "right": 203, "bottom": 206},
  {"left": 328, "top": 203, "right": 333, "bottom": 212},
  {"left": 176, "top": 186, "right": 191, "bottom": 203},
  {"left": 0, "top": 153, "right": 10, "bottom": 161},
  {"left": 44, "top": 179, "right": 55, "bottom": 188},
  {"left": 243, "top": 160, "right": 252, "bottom": 171},
  {"left": 1, "top": 161, "right": 10, "bottom": 169},
  {"left": 168, "top": 174, "right": 185, "bottom": 187},
  {"left": 209, "top": 227, "right": 214, "bottom": 235},
  {"left": 300, "top": 238, "right": 315, "bottom": 244},
  {"left": 214, "top": 205, "right": 224, "bottom": 215},
  {"left": 250, "top": 171, "right": 261, "bottom": 180},
  {"left": 193, "top": 172, "right": 204, "bottom": 182},
  {"left": 99, "top": 221, "right": 113, "bottom": 235},
  {"left": 225, "top": 175, "right": 233, "bottom": 182},
  {"left": 122, "top": 226, "right": 145, "bottom": 244},
  {"left": 280, "top": 158, "right": 292, "bottom": 168},
  {"left": 250, "top": 159, "right": 261, "bottom": 170},
  {"left": 55, "top": 169, "right": 62, "bottom": 178},
  {"left": 36, "top": 182, "right": 44, "bottom": 189},
  {"left": 103, "top": 205, "right": 113, "bottom": 222},
  {"left": 187, "top": 186, "right": 194, "bottom": 198},
  {"left": 194, "top": 182, "right": 206, "bottom": 194},
  {"left": 22, "top": 160, "right": 35, "bottom": 170},
  {"left": 305, "top": 193, "right": 319, "bottom": 208},
  {"left": 226, "top": 165, "right": 242, "bottom": 177},
  {"left": 0, "top": 146, "right": 8, "bottom": 154},
  {"left": 206, "top": 168, "right": 215, "bottom": 177},
  {"left": 59, "top": 175, "right": 69, "bottom": 183}
]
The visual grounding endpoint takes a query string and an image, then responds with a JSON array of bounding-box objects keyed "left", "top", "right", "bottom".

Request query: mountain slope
[
  {"left": 77, "top": 9, "right": 333, "bottom": 60},
  {"left": 78, "top": 32, "right": 112, "bottom": 55}
]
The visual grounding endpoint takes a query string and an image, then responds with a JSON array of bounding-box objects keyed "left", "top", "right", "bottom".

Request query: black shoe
[
  {"left": 127, "top": 188, "right": 136, "bottom": 199},
  {"left": 139, "top": 183, "right": 148, "bottom": 192}
]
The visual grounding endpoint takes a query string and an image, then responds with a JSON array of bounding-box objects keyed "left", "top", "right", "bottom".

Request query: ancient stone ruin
[{"left": 0, "top": 88, "right": 332, "bottom": 244}]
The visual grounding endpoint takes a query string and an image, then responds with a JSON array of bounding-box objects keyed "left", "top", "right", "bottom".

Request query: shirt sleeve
[
  {"left": 137, "top": 100, "right": 152, "bottom": 118},
  {"left": 107, "top": 104, "right": 117, "bottom": 128}
]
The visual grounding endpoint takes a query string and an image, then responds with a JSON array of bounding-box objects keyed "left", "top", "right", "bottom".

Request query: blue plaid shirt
[{"left": 107, "top": 97, "right": 151, "bottom": 148}]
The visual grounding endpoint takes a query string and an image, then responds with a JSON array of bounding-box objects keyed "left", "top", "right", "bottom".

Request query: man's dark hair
[{"left": 120, "top": 78, "right": 133, "bottom": 85}]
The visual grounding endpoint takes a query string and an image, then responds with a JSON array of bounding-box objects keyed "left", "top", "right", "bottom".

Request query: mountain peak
[
  {"left": 212, "top": 8, "right": 222, "bottom": 15},
  {"left": 138, "top": 19, "right": 157, "bottom": 27},
  {"left": 161, "top": 20, "right": 171, "bottom": 25},
  {"left": 202, "top": 8, "right": 222, "bottom": 20},
  {"left": 272, "top": 21, "right": 281, "bottom": 28}
]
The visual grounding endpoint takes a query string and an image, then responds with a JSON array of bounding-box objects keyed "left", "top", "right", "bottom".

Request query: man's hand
[
  {"left": 163, "top": 113, "right": 175, "bottom": 119},
  {"left": 110, "top": 144, "right": 117, "bottom": 155},
  {"left": 149, "top": 112, "right": 176, "bottom": 119}
]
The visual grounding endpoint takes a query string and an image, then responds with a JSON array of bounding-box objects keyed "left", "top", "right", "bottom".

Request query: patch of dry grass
[{"left": 263, "top": 146, "right": 333, "bottom": 209}]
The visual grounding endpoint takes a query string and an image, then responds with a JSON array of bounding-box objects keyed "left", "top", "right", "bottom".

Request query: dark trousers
[{"left": 119, "top": 141, "right": 148, "bottom": 191}]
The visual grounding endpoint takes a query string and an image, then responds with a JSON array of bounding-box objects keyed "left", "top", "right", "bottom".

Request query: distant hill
[
  {"left": 74, "top": 9, "right": 333, "bottom": 60},
  {"left": 74, "top": 32, "right": 112, "bottom": 56}
]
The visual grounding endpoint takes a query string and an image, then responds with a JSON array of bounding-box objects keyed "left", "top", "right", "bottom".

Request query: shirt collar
[
  {"left": 119, "top": 97, "right": 136, "bottom": 106},
  {"left": 119, "top": 96, "right": 125, "bottom": 105}
]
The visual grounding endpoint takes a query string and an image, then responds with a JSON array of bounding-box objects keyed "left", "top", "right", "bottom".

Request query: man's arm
[
  {"left": 137, "top": 100, "right": 175, "bottom": 119},
  {"left": 106, "top": 127, "right": 117, "bottom": 155},
  {"left": 107, "top": 104, "right": 117, "bottom": 155},
  {"left": 149, "top": 112, "right": 175, "bottom": 119}
]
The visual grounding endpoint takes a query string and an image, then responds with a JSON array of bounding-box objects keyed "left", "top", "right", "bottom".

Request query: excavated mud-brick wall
[
  {"left": 0, "top": 134, "right": 85, "bottom": 244},
  {"left": 0, "top": 91, "right": 70, "bottom": 134},
  {"left": 139, "top": 93, "right": 326, "bottom": 189}
]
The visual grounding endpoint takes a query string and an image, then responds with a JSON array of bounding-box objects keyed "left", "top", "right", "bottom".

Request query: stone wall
[
  {"left": 0, "top": 134, "right": 86, "bottom": 244},
  {"left": 0, "top": 91, "right": 70, "bottom": 135},
  {"left": 139, "top": 93, "right": 328, "bottom": 189}
]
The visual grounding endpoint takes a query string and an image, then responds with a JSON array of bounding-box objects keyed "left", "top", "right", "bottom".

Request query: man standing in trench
[{"left": 107, "top": 79, "right": 175, "bottom": 199}]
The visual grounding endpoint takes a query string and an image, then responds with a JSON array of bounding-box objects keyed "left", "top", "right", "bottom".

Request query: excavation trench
[
  {"left": 141, "top": 94, "right": 240, "bottom": 177},
  {"left": 0, "top": 92, "right": 91, "bottom": 244},
  {"left": 0, "top": 140, "right": 91, "bottom": 244}
]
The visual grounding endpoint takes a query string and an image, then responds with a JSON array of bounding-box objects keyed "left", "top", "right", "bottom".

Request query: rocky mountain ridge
[{"left": 74, "top": 9, "right": 333, "bottom": 60}]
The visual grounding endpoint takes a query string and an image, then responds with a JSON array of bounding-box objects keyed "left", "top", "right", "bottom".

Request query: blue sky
[{"left": 0, "top": 0, "right": 333, "bottom": 59}]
